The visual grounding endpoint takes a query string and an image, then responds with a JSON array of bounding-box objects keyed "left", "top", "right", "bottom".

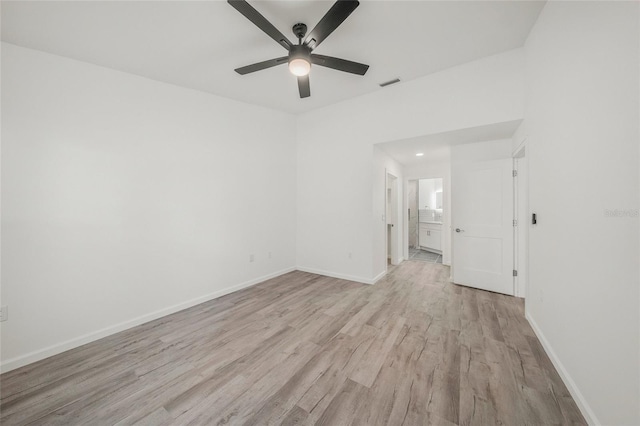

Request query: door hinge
[
  {"left": 512, "top": 170, "right": 518, "bottom": 177},
  {"left": 513, "top": 219, "right": 517, "bottom": 227},
  {"left": 513, "top": 269, "right": 518, "bottom": 277}
]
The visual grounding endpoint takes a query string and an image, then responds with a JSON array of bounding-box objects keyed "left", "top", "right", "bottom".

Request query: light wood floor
[{"left": 1, "top": 261, "right": 586, "bottom": 425}]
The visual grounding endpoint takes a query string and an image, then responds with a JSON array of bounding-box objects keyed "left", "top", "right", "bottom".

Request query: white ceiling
[
  {"left": 1, "top": 1, "right": 545, "bottom": 114},
  {"left": 377, "top": 120, "right": 522, "bottom": 166}
]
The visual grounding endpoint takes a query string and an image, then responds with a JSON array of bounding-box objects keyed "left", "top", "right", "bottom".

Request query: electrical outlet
[
  {"left": 0, "top": 306, "right": 8, "bottom": 322},
  {"left": 348, "top": 252, "right": 352, "bottom": 259},
  {"left": 268, "top": 251, "right": 272, "bottom": 259},
  {"left": 249, "top": 254, "right": 255, "bottom": 263}
]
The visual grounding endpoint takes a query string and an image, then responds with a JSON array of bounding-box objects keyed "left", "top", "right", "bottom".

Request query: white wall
[
  {"left": 296, "top": 49, "right": 525, "bottom": 282},
  {"left": 0, "top": 43, "right": 297, "bottom": 371},
  {"left": 524, "top": 2, "right": 640, "bottom": 424},
  {"left": 451, "top": 139, "right": 513, "bottom": 164}
]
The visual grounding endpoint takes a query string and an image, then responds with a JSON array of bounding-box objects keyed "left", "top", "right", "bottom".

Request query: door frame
[
  {"left": 406, "top": 179, "right": 420, "bottom": 251},
  {"left": 385, "top": 172, "right": 401, "bottom": 267},
  {"left": 513, "top": 140, "right": 528, "bottom": 298}
]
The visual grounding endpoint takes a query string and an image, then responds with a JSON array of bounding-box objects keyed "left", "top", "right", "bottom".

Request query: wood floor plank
[
  {"left": 131, "top": 406, "right": 174, "bottom": 426},
  {"left": 111, "top": 366, "right": 206, "bottom": 425},
  {"left": 351, "top": 329, "right": 423, "bottom": 426},
  {"left": 241, "top": 335, "right": 350, "bottom": 426},
  {"left": 179, "top": 340, "right": 319, "bottom": 425},
  {"left": 338, "top": 295, "right": 386, "bottom": 337},
  {"left": 314, "top": 379, "right": 369, "bottom": 426},
  {"left": 0, "top": 262, "right": 587, "bottom": 426},
  {"left": 163, "top": 325, "right": 298, "bottom": 419},
  {"left": 29, "top": 358, "right": 195, "bottom": 425},
  {"left": 348, "top": 315, "right": 406, "bottom": 387},
  {"left": 279, "top": 405, "right": 309, "bottom": 425},
  {"left": 295, "top": 329, "right": 378, "bottom": 422}
]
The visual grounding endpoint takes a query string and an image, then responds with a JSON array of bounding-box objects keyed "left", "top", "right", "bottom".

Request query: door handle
[{"left": 455, "top": 228, "right": 464, "bottom": 233}]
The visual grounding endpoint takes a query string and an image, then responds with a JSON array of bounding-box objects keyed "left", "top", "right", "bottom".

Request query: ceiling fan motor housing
[
  {"left": 289, "top": 44, "right": 312, "bottom": 63},
  {"left": 292, "top": 23, "right": 307, "bottom": 40}
]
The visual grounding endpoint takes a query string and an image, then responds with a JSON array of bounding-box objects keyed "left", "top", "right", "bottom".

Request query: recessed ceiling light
[{"left": 416, "top": 153, "right": 424, "bottom": 157}]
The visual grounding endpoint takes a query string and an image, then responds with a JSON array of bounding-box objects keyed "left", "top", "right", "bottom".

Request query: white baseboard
[
  {"left": 0, "top": 267, "right": 296, "bottom": 373},
  {"left": 295, "top": 266, "right": 378, "bottom": 285},
  {"left": 371, "top": 270, "right": 387, "bottom": 284},
  {"left": 525, "top": 311, "right": 599, "bottom": 426}
]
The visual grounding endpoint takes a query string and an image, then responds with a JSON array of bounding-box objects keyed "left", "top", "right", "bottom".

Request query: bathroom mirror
[
  {"left": 418, "top": 178, "right": 444, "bottom": 223},
  {"left": 436, "top": 191, "right": 443, "bottom": 209}
]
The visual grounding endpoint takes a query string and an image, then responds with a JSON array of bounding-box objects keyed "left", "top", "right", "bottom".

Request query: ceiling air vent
[{"left": 379, "top": 78, "right": 400, "bottom": 87}]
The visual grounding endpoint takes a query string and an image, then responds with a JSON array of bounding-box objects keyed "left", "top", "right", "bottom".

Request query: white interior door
[{"left": 452, "top": 159, "right": 514, "bottom": 295}]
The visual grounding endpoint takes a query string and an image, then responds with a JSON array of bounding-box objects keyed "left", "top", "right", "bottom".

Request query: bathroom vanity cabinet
[{"left": 419, "top": 222, "right": 442, "bottom": 252}]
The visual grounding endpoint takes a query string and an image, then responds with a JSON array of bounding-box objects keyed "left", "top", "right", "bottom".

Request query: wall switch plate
[
  {"left": 268, "top": 252, "right": 272, "bottom": 259},
  {"left": 249, "top": 254, "right": 255, "bottom": 262},
  {"left": 0, "top": 306, "right": 8, "bottom": 322}
]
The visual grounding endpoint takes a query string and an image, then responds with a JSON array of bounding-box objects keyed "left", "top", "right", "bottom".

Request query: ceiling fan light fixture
[
  {"left": 229, "top": 0, "right": 367, "bottom": 98},
  {"left": 289, "top": 58, "right": 311, "bottom": 76}
]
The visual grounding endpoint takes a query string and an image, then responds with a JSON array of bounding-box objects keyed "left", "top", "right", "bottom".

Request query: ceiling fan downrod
[{"left": 292, "top": 23, "right": 307, "bottom": 44}]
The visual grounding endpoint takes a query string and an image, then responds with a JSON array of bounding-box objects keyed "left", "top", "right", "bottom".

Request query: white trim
[
  {"left": 525, "top": 311, "right": 599, "bottom": 426},
  {"left": 371, "top": 269, "right": 387, "bottom": 284},
  {"left": 512, "top": 152, "right": 529, "bottom": 299},
  {"left": 296, "top": 266, "right": 380, "bottom": 285},
  {"left": 512, "top": 136, "right": 528, "bottom": 158},
  {"left": 0, "top": 267, "right": 296, "bottom": 373},
  {"left": 385, "top": 171, "right": 401, "bottom": 267}
]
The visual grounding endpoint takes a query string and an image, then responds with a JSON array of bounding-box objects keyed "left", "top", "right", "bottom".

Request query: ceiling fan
[{"left": 228, "top": 0, "right": 369, "bottom": 99}]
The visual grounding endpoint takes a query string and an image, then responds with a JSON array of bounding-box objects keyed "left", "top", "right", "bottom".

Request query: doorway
[{"left": 408, "top": 178, "right": 444, "bottom": 263}]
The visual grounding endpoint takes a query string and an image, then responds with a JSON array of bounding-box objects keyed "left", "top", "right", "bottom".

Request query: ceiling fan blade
[
  {"left": 298, "top": 75, "right": 310, "bottom": 98},
  {"left": 311, "top": 54, "right": 369, "bottom": 75},
  {"left": 228, "top": 0, "right": 293, "bottom": 50},
  {"left": 304, "top": 0, "right": 359, "bottom": 50},
  {"left": 235, "top": 57, "right": 288, "bottom": 75}
]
